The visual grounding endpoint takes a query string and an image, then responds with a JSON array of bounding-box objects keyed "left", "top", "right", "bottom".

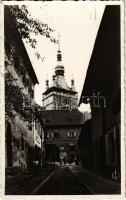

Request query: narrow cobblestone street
[
  {"left": 33, "top": 167, "right": 91, "bottom": 195},
  {"left": 6, "top": 165, "right": 120, "bottom": 195},
  {"left": 5, "top": 164, "right": 57, "bottom": 195}
]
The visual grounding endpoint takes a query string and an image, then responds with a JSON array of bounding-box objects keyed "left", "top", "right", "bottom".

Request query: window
[
  {"left": 35, "top": 120, "right": 41, "bottom": 133},
  {"left": 26, "top": 78, "right": 29, "bottom": 88},
  {"left": 28, "top": 80, "right": 32, "bottom": 93},
  {"left": 68, "top": 131, "right": 76, "bottom": 138},
  {"left": 30, "top": 89, "right": 34, "bottom": 99},
  {"left": 105, "top": 127, "right": 117, "bottom": 166},
  {"left": 52, "top": 132, "right": 59, "bottom": 138},
  {"left": 58, "top": 96, "right": 62, "bottom": 103}
]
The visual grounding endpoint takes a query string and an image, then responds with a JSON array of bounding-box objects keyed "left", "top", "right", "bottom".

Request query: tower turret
[
  {"left": 71, "top": 75, "right": 75, "bottom": 91},
  {"left": 46, "top": 79, "right": 49, "bottom": 90},
  {"left": 52, "top": 74, "right": 56, "bottom": 86}
]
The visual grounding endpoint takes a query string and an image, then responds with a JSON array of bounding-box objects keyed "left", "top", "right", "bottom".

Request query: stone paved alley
[
  {"left": 6, "top": 164, "right": 120, "bottom": 195},
  {"left": 5, "top": 165, "right": 91, "bottom": 195},
  {"left": 32, "top": 167, "right": 91, "bottom": 195}
]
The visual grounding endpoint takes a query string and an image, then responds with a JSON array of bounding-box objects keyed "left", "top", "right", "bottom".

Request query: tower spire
[
  {"left": 57, "top": 34, "right": 62, "bottom": 62},
  {"left": 55, "top": 34, "right": 64, "bottom": 76},
  {"left": 58, "top": 34, "right": 60, "bottom": 51}
]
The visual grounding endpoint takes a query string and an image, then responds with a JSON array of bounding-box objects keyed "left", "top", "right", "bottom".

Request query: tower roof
[
  {"left": 53, "top": 75, "right": 71, "bottom": 90},
  {"left": 43, "top": 36, "right": 77, "bottom": 95},
  {"left": 43, "top": 85, "right": 77, "bottom": 95}
]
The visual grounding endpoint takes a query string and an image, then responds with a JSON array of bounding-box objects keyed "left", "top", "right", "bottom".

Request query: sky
[{"left": 24, "top": 2, "right": 105, "bottom": 112}]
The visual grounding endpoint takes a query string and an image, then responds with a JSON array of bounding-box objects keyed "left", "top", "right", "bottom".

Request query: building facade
[
  {"left": 79, "top": 5, "right": 121, "bottom": 184},
  {"left": 5, "top": 7, "right": 45, "bottom": 172},
  {"left": 42, "top": 46, "right": 78, "bottom": 110},
  {"left": 41, "top": 43, "right": 83, "bottom": 163},
  {"left": 41, "top": 110, "right": 84, "bottom": 163}
]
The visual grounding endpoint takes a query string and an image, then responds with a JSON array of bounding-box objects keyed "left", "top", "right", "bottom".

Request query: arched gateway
[{"left": 46, "top": 144, "right": 60, "bottom": 162}]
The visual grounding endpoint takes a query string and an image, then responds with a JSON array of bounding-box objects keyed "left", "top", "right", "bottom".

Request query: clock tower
[{"left": 42, "top": 43, "right": 78, "bottom": 110}]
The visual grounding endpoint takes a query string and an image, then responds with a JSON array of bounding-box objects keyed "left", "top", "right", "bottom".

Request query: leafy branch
[
  {"left": 5, "top": 5, "right": 58, "bottom": 62},
  {"left": 5, "top": 70, "right": 40, "bottom": 124}
]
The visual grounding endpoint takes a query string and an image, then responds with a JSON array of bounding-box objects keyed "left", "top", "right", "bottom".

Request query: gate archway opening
[{"left": 46, "top": 144, "right": 60, "bottom": 162}]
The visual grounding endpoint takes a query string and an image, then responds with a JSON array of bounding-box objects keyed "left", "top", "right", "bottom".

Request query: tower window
[{"left": 68, "top": 131, "right": 76, "bottom": 138}]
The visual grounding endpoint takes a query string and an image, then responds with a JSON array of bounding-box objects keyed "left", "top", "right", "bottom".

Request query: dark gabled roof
[
  {"left": 43, "top": 86, "right": 77, "bottom": 96},
  {"left": 53, "top": 74, "right": 71, "bottom": 91},
  {"left": 4, "top": 6, "right": 39, "bottom": 85},
  {"left": 79, "top": 5, "right": 120, "bottom": 105},
  {"left": 17, "top": 39, "right": 39, "bottom": 85},
  {"left": 40, "top": 110, "right": 84, "bottom": 127}
]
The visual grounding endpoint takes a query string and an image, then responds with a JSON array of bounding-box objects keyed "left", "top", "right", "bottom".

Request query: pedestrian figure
[
  {"left": 60, "top": 158, "right": 62, "bottom": 164},
  {"left": 75, "top": 156, "right": 79, "bottom": 166},
  {"left": 69, "top": 156, "right": 73, "bottom": 166},
  {"left": 63, "top": 156, "right": 66, "bottom": 165}
]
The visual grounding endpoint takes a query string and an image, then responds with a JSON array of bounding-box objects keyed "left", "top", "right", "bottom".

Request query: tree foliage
[
  {"left": 5, "top": 70, "right": 42, "bottom": 124},
  {"left": 5, "top": 5, "right": 54, "bottom": 124},
  {"left": 6, "top": 5, "right": 58, "bottom": 61}
]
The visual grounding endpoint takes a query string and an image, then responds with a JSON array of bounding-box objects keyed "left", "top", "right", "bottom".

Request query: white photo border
[{"left": 0, "top": 1, "right": 125, "bottom": 199}]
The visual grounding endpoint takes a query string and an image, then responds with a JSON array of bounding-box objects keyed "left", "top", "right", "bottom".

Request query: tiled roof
[
  {"left": 54, "top": 76, "right": 71, "bottom": 91},
  {"left": 43, "top": 72, "right": 77, "bottom": 95},
  {"left": 40, "top": 110, "right": 84, "bottom": 127}
]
